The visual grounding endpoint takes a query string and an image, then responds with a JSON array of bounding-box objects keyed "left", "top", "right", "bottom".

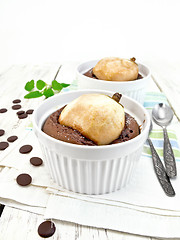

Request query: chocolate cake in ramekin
[
  {"left": 33, "top": 90, "right": 150, "bottom": 194},
  {"left": 76, "top": 58, "right": 151, "bottom": 105}
]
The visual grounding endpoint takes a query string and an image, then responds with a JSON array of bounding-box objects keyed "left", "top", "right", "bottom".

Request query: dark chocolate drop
[
  {"left": 38, "top": 221, "right": 56, "bottom": 238},
  {"left": 12, "top": 104, "right": 21, "bottom": 110},
  {"left": 0, "top": 142, "right": 9, "bottom": 150},
  {"left": 17, "top": 110, "right": 25, "bottom": 115},
  {"left": 0, "top": 129, "right": 5, "bottom": 137},
  {"left": 19, "top": 145, "right": 33, "bottom": 154},
  {"left": 16, "top": 173, "right": 32, "bottom": 186},
  {"left": 13, "top": 99, "right": 21, "bottom": 104},
  {"left": 7, "top": 136, "right": 18, "bottom": 142},
  {"left": 18, "top": 113, "right": 28, "bottom": 119},
  {"left": 30, "top": 157, "right": 43, "bottom": 166},
  {"left": 26, "top": 109, "right": 34, "bottom": 114},
  {"left": 0, "top": 108, "right": 7, "bottom": 113}
]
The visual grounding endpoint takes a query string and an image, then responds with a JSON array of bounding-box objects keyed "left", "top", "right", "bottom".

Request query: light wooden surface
[{"left": 0, "top": 62, "right": 180, "bottom": 240}]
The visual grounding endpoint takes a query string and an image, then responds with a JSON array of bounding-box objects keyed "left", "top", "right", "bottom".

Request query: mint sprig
[{"left": 24, "top": 79, "right": 70, "bottom": 99}]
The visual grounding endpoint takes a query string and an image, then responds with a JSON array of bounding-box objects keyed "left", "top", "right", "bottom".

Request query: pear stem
[
  {"left": 130, "top": 57, "right": 136, "bottom": 62},
  {"left": 112, "top": 93, "right": 122, "bottom": 103}
]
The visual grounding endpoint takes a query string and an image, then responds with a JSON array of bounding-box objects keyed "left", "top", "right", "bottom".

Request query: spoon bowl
[{"left": 152, "top": 103, "right": 173, "bottom": 127}]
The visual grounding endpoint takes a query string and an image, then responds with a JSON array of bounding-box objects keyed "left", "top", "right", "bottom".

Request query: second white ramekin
[
  {"left": 76, "top": 60, "right": 151, "bottom": 105},
  {"left": 33, "top": 90, "right": 150, "bottom": 195}
]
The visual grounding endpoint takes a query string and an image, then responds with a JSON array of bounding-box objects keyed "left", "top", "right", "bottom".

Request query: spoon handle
[
  {"left": 163, "top": 127, "right": 177, "bottom": 178},
  {"left": 148, "top": 138, "right": 175, "bottom": 197}
]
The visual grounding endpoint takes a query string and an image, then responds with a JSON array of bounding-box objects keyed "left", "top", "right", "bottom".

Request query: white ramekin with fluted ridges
[
  {"left": 76, "top": 60, "right": 151, "bottom": 105},
  {"left": 33, "top": 89, "right": 150, "bottom": 195}
]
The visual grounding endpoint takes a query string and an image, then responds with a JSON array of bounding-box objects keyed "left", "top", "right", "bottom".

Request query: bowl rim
[
  {"left": 76, "top": 59, "right": 151, "bottom": 85},
  {"left": 33, "top": 89, "right": 151, "bottom": 150}
]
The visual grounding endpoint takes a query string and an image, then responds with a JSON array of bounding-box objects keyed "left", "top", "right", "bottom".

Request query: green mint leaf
[
  {"left": 36, "top": 80, "right": 46, "bottom": 90},
  {"left": 43, "top": 88, "right": 54, "bottom": 98},
  {"left": 61, "top": 83, "right": 70, "bottom": 88},
  {"left": 25, "top": 80, "right": 35, "bottom": 91},
  {"left": 51, "top": 80, "right": 63, "bottom": 91},
  {"left": 24, "top": 91, "right": 43, "bottom": 99}
]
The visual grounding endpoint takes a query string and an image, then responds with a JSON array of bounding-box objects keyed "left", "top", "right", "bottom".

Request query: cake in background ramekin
[{"left": 76, "top": 58, "right": 151, "bottom": 105}]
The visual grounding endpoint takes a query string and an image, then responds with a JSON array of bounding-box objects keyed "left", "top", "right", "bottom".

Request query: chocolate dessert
[
  {"left": 84, "top": 68, "right": 143, "bottom": 80},
  {"left": 83, "top": 57, "right": 143, "bottom": 81},
  {"left": 43, "top": 93, "right": 140, "bottom": 146}
]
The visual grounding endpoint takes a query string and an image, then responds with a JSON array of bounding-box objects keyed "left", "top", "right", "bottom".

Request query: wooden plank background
[{"left": 0, "top": 62, "right": 180, "bottom": 240}]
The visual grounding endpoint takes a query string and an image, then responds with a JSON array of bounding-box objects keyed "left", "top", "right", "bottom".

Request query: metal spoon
[
  {"left": 152, "top": 103, "right": 177, "bottom": 178},
  {"left": 147, "top": 121, "right": 175, "bottom": 197}
]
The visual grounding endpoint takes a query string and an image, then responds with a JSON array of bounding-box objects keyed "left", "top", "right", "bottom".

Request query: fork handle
[
  {"left": 148, "top": 138, "right": 175, "bottom": 197},
  {"left": 163, "top": 127, "right": 177, "bottom": 178}
]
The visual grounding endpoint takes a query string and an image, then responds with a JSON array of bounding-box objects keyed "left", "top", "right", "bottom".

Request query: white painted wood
[
  {"left": 0, "top": 63, "right": 61, "bottom": 152},
  {"left": 0, "top": 63, "right": 180, "bottom": 240},
  {"left": 144, "top": 59, "right": 180, "bottom": 121},
  {"left": 1, "top": 206, "right": 180, "bottom": 240}
]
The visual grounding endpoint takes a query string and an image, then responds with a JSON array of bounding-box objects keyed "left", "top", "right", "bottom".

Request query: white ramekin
[
  {"left": 76, "top": 60, "right": 151, "bottom": 105},
  {"left": 33, "top": 90, "right": 150, "bottom": 195}
]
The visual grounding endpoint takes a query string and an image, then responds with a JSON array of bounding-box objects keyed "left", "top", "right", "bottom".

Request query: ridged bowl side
[{"left": 40, "top": 143, "right": 143, "bottom": 195}]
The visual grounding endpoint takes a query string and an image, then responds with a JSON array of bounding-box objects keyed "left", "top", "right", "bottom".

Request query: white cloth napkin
[
  {"left": 1, "top": 128, "right": 180, "bottom": 238},
  {"left": 43, "top": 151, "right": 180, "bottom": 238}
]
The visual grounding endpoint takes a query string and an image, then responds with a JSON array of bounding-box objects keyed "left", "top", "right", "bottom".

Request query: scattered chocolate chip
[
  {"left": 30, "top": 157, "right": 43, "bottom": 166},
  {"left": 12, "top": 104, "right": 21, "bottom": 110},
  {"left": 125, "top": 134, "right": 129, "bottom": 138},
  {"left": 0, "top": 142, "right": 9, "bottom": 150},
  {"left": 130, "top": 130, "right": 133, "bottom": 133},
  {"left": 17, "top": 110, "right": 25, "bottom": 115},
  {"left": 38, "top": 221, "right": 56, "bottom": 238},
  {"left": 18, "top": 113, "right": 28, "bottom": 119},
  {"left": 0, "top": 108, "right": 7, "bottom": 113},
  {"left": 26, "top": 109, "right": 34, "bottom": 115},
  {"left": 13, "top": 99, "right": 21, "bottom": 104},
  {"left": 19, "top": 145, "right": 33, "bottom": 154},
  {"left": 7, "top": 135, "right": 18, "bottom": 142},
  {"left": 0, "top": 129, "right": 5, "bottom": 136},
  {"left": 16, "top": 173, "right": 32, "bottom": 186}
]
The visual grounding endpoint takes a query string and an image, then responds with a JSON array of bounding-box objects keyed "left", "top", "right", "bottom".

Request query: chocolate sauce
[
  {"left": 43, "top": 107, "right": 140, "bottom": 146},
  {"left": 84, "top": 68, "right": 143, "bottom": 80}
]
